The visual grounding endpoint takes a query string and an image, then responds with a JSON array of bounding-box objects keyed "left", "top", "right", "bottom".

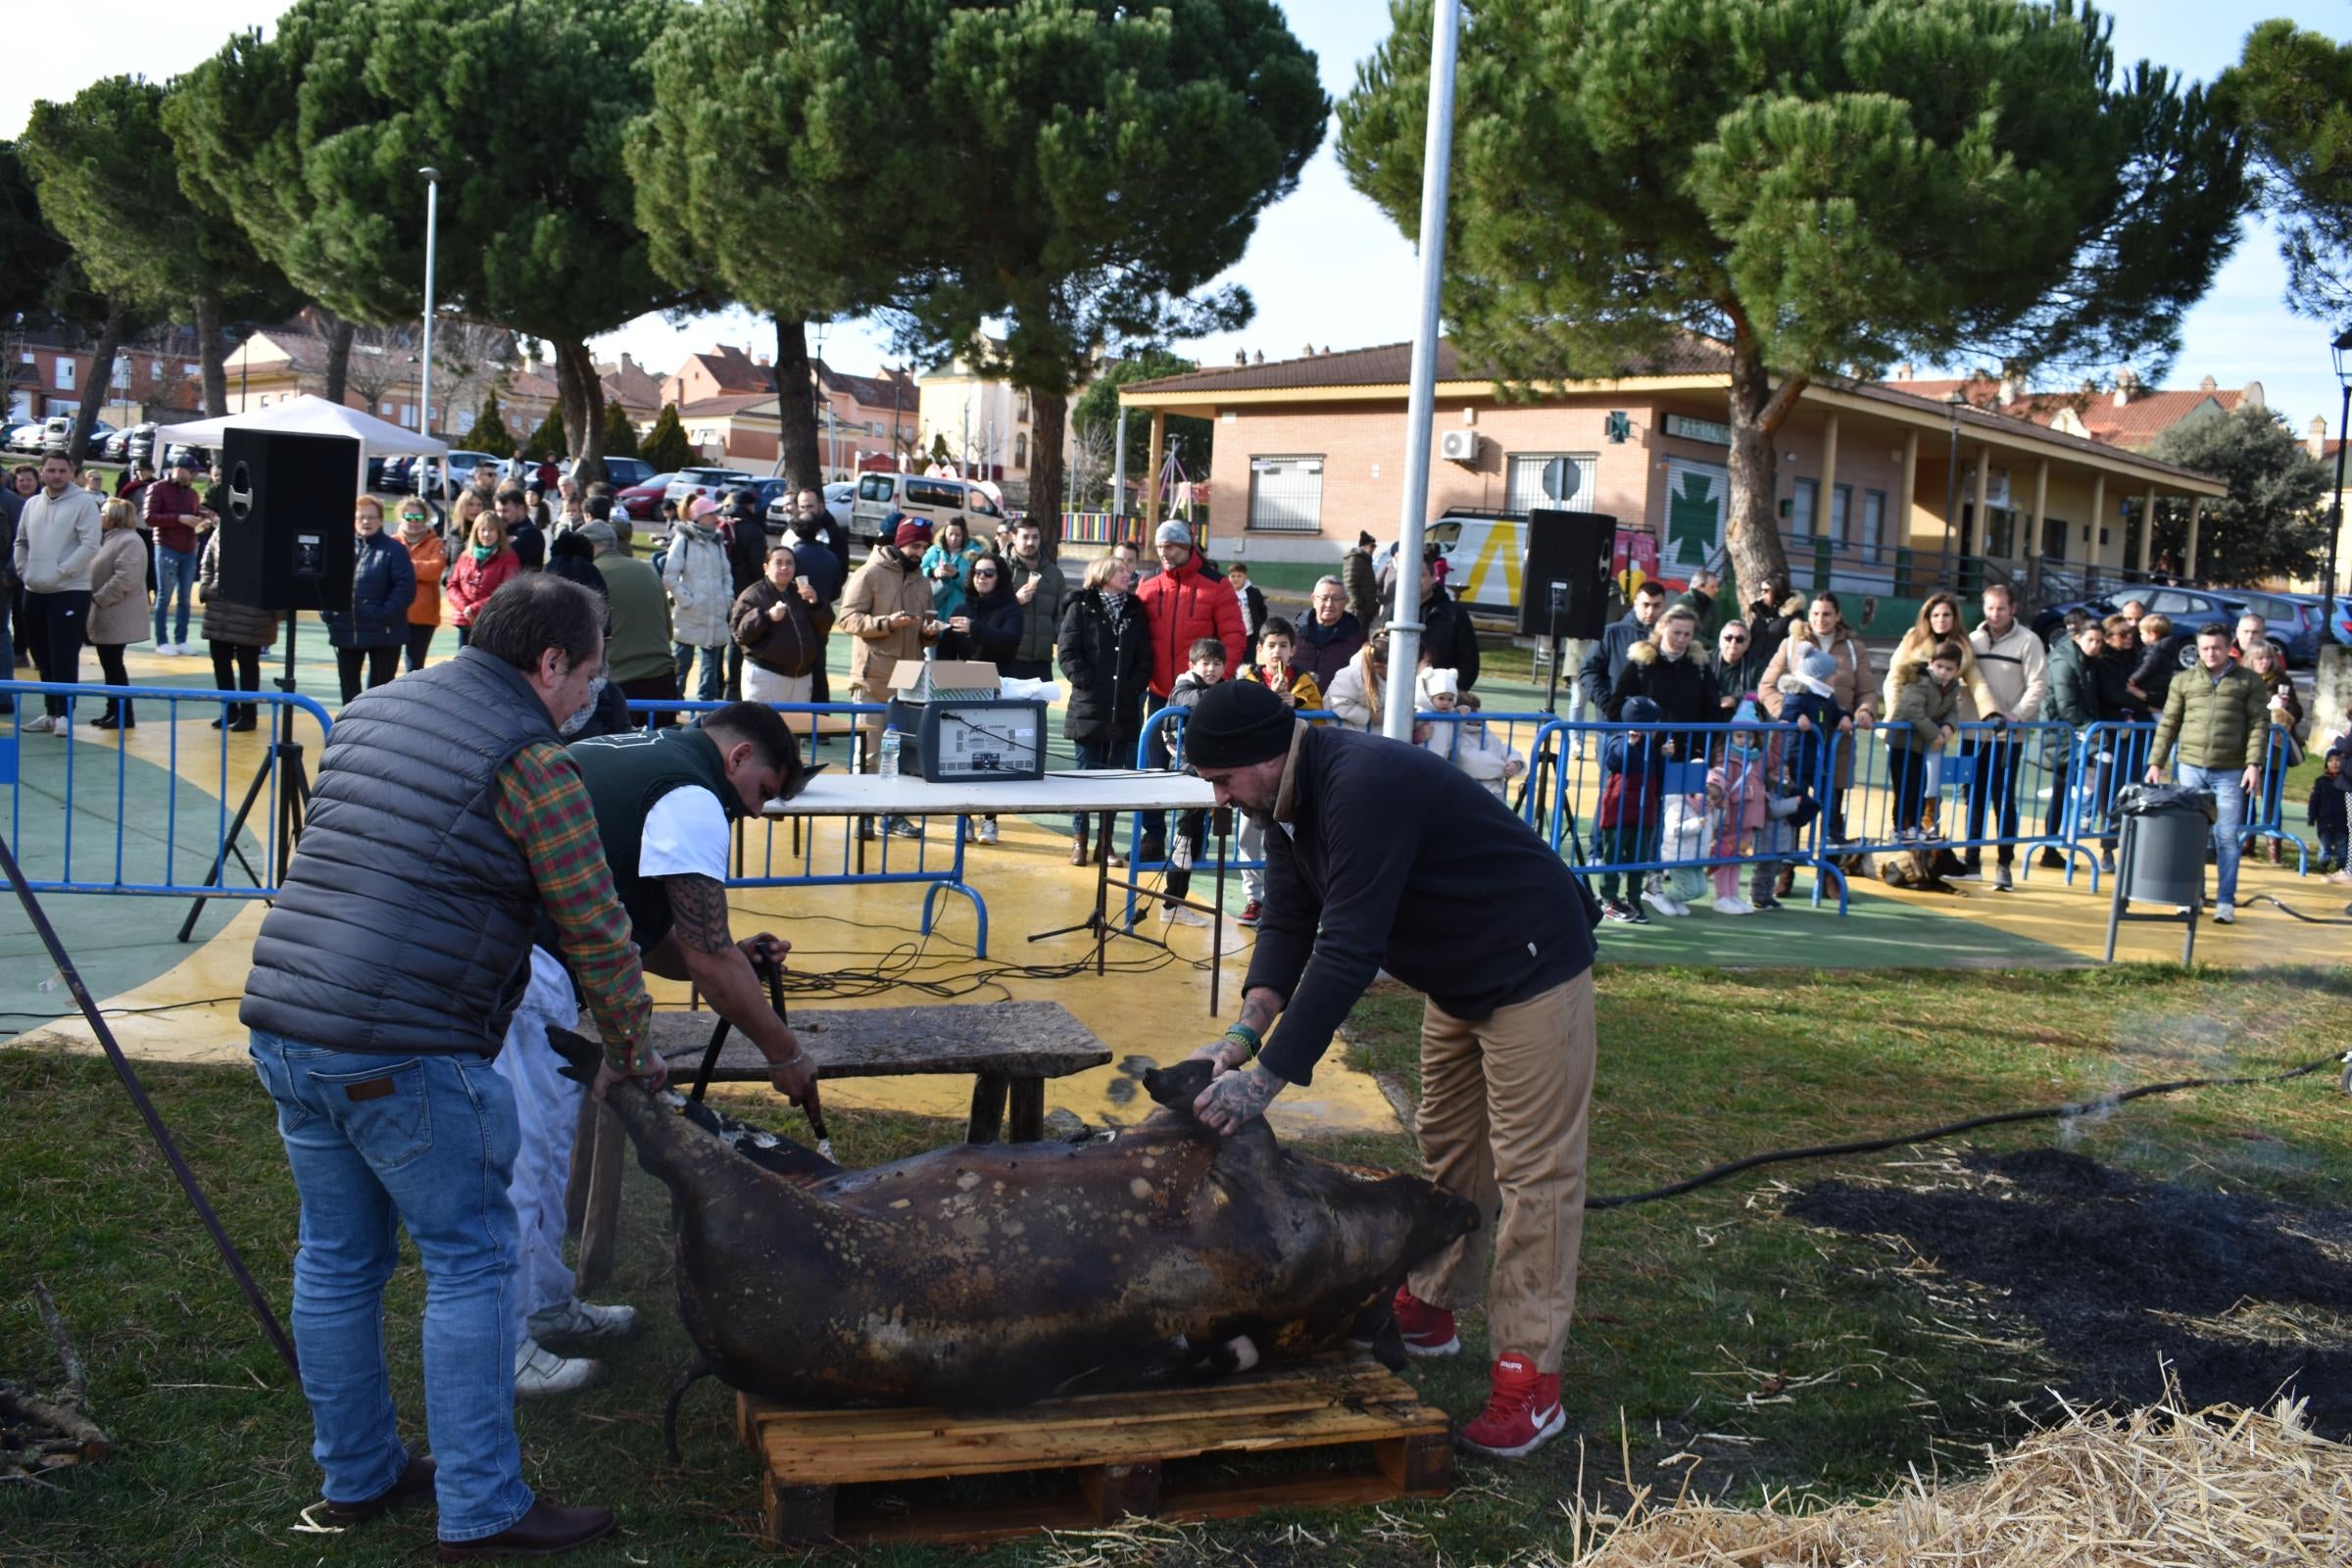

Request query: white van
[{"left": 849, "top": 472, "right": 1006, "bottom": 546}]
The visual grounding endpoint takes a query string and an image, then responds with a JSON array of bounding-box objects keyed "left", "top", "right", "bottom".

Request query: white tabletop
[{"left": 763, "top": 768, "right": 1215, "bottom": 817}]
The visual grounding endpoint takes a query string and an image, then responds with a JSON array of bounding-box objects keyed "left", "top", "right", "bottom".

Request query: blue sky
[{"left": 6, "top": 1, "right": 2345, "bottom": 430}]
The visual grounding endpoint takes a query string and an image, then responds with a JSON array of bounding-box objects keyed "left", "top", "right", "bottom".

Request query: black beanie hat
[{"left": 1185, "top": 679, "right": 1294, "bottom": 769}]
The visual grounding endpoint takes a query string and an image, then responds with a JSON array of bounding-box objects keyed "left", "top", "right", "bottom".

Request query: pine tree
[
  {"left": 642, "top": 403, "right": 695, "bottom": 474},
  {"left": 603, "top": 398, "right": 640, "bottom": 460},
  {"left": 526, "top": 404, "right": 567, "bottom": 463},
  {"left": 1340, "top": 0, "right": 2247, "bottom": 602},
  {"left": 2222, "top": 22, "right": 2352, "bottom": 325},
  {"left": 2149, "top": 406, "right": 2332, "bottom": 584},
  {"left": 470, "top": 389, "right": 515, "bottom": 458}
]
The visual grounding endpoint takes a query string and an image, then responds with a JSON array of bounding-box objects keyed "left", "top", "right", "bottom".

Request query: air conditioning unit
[{"left": 1438, "top": 428, "right": 1480, "bottom": 464}]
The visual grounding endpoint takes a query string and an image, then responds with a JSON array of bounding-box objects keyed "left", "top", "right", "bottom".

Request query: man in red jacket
[{"left": 1136, "top": 520, "right": 1246, "bottom": 701}]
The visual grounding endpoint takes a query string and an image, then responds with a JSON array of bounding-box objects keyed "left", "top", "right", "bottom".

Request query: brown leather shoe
[
  {"left": 1070, "top": 825, "right": 1090, "bottom": 864},
  {"left": 326, "top": 1453, "right": 436, "bottom": 1527},
  {"left": 438, "top": 1498, "right": 615, "bottom": 1560}
]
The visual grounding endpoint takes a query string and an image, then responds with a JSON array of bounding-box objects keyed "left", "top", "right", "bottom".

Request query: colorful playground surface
[{"left": 3, "top": 619, "right": 2341, "bottom": 1134}]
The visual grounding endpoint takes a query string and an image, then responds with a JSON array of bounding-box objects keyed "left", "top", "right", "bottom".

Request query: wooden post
[
  {"left": 1899, "top": 427, "right": 1920, "bottom": 549},
  {"left": 1816, "top": 412, "right": 1839, "bottom": 539},
  {"left": 1972, "top": 447, "right": 1992, "bottom": 567},
  {"left": 2184, "top": 495, "right": 2203, "bottom": 581},
  {"left": 2089, "top": 472, "right": 2108, "bottom": 573},
  {"left": 2027, "top": 458, "right": 2050, "bottom": 601},
  {"left": 2143, "top": 486, "right": 2159, "bottom": 577},
  {"left": 1143, "top": 410, "right": 1167, "bottom": 534}
]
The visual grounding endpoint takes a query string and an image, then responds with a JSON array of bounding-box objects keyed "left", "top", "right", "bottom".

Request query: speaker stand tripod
[{"left": 178, "top": 613, "right": 313, "bottom": 942}]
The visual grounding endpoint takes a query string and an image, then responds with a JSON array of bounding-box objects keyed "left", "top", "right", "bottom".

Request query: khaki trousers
[{"left": 1406, "top": 969, "right": 1594, "bottom": 1375}]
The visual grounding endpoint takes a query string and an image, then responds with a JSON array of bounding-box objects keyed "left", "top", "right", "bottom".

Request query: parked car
[
  {"left": 79, "top": 419, "right": 118, "bottom": 461},
  {"left": 2328, "top": 594, "right": 2352, "bottom": 648},
  {"left": 2228, "top": 590, "right": 2325, "bottom": 667},
  {"left": 664, "top": 466, "right": 755, "bottom": 511},
  {"left": 2032, "top": 595, "right": 2119, "bottom": 644},
  {"left": 377, "top": 454, "right": 416, "bottom": 492},
  {"left": 765, "top": 479, "right": 857, "bottom": 535},
  {"left": 617, "top": 473, "right": 680, "bottom": 521},
  {"left": 163, "top": 444, "right": 211, "bottom": 472},
  {"left": 846, "top": 471, "right": 1005, "bottom": 545},
  {"left": 594, "top": 456, "right": 655, "bottom": 491},
  {"left": 3, "top": 420, "right": 45, "bottom": 453},
  {"left": 103, "top": 426, "right": 132, "bottom": 463}
]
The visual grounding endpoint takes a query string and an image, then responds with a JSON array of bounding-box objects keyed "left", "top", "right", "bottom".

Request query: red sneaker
[
  {"left": 1236, "top": 900, "right": 1263, "bottom": 926},
  {"left": 1391, "top": 1285, "right": 1459, "bottom": 1357},
  {"left": 1456, "top": 1353, "right": 1565, "bottom": 1459}
]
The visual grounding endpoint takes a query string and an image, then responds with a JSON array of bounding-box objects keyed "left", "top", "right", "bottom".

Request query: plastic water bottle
[{"left": 878, "top": 724, "right": 902, "bottom": 779}]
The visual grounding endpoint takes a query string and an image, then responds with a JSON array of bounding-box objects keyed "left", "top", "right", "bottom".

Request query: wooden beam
[
  {"left": 1972, "top": 447, "right": 1992, "bottom": 563},
  {"left": 2089, "top": 472, "right": 2108, "bottom": 571},
  {"left": 1817, "top": 412, "right": 1839, "bottom": 539},
  {"left": 1144, "top": 410, "right": 1166, "bottom": 532},
  {"left": 1900, "top": 428, "right": 1921, "bottom": 553},
  {"left": 2184, "top": 496, "right": 2203, "bottom": 581}
]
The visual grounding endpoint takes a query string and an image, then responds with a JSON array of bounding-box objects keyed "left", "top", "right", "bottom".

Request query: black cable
[
  {"left": 2240, "top": 893, "right": 2352, "bottom": 925},
  {"left": 1587, "top": 1050, "right": 2348, "bottom": 1210}
]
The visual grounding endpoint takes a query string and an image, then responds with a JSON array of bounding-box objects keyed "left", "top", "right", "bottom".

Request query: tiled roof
[
  {"left": 681, "top": 346, "right": 774, "bottom": 394},
  {"left": 819, "top": 362, "right": 913, "bottom": 411},
  {"left": 1126, "top": 336, "right": 1733, "bottom": 396},
  {"left": 602, "top": 357, "right": 663, "bottom": 412},
  {"left": 1876, "top": 374, "right": 2236, "bottom": 450},
  {"left": 679, "top": 392, "right": 776, "bottom": 417}
]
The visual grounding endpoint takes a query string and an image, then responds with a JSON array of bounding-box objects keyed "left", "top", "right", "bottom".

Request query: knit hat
[
  {"left": 892, "top": 514, "right": 932, "bottom": 549},
  {"left": 1794, "top": 643, "right": 1838, "bottom": 697},
  {"left": 1731, "top": 697, "right": 1764, "bottom": 728},
  {"left": 1154, "top": 519, "right": 1193, "bottom": 547},
  {"left": 1185, "top": 679, "right": 1294, "bottom": 769},
  {"left": 1622, "top": 695, "right": 1660, "bottom": 725},
  {"left": 1418, "top": 666, "right": 1459, "bottom": 705},
  {"left": 688, "top": 495, "right": 720, "bottom": 521}
]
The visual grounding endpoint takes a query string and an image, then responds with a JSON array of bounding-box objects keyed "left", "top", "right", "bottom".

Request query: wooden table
[{"left": 566, "top": 1001, "right": 1111, "bottom": 1292}]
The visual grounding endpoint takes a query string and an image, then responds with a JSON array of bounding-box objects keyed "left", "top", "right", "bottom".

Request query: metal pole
[
  {"left": 416, "top": 168, "right": 440, "bottom": 500},
  {"left": 1112, "top": 404, "right": 1129, "bottom": 526},
  {"left": 1943, "top": 415, "right": 1960, "bottom": 583},
  {"left": 2329, "top": 379, "right": 2349, "bottom": 603},
  {"left": 1381, "top": 0, "right": 1460, "bottom": 742}
]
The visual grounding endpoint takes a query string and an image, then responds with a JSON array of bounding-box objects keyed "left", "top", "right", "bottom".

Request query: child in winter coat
[
  {"left": 1414, "top": 666, "right": 1524, "bottom": 803},
  {"left": 1594, "top": 695, "right": 1668, "bottom": 923},
  {"left": 2309, "top": 742, "right": 2349, "bottom": 878},
  {"left": 1151, "top": 638, "right": 1229, "bottom": 926},
  {"left": 1886, "top": 642, "right": 1963, "bottom": 840},
  {"left": 1704, "top": 709, "right": 1774, "bottom": 914},
  {"left": 1240, "top": 616, "right": 1323, "bottom": 710},
  {"left": 1774, "top": 641, "right": 1848, "bottom": 804}
]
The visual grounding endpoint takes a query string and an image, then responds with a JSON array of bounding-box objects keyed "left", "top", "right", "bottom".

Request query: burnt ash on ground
[{"left": 1788, "top": 1147, "right": 2352, "bottom": 1437}]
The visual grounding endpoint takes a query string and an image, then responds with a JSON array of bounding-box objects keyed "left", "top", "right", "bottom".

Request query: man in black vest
[
  {"left": 241, "top": 574, "right": 657, "bottom": 1559},
  {"left": 498, "top": 704, "right": 817, "bottom": 1395},
  {"left": 1179, "top": 679, "right": 1599, "bottom": 1465}
]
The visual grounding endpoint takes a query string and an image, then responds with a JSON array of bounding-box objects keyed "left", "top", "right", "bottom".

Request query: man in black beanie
[{"left": 1180, "top": 679, "right": 1598, "bottom": 1463}]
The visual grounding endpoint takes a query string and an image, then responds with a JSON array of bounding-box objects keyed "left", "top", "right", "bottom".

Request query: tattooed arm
[{"left": 647, "top": 873, "right": 817, "bottom": 1103}]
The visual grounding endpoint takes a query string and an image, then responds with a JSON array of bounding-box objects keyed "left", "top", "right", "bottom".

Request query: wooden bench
[{"left": 564, "top": 1001, "right": 1110, "bottom": 1293}]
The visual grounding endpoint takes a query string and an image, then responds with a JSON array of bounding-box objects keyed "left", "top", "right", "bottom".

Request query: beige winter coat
[
  {"left": 1879, "top": 626, "right": 1997, "bottom": 722},
  {"left": 86, "top": 528, "right": 151, "bottom": 647},
  {"left": 1757, "top": 620, "right": 1880, "bottom": 789},
  {"left": 837, "top": 547, "right": 939, "bottom": 700}
]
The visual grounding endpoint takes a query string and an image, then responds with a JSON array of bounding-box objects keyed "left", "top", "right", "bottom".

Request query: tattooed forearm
[
  {"left": 1236, "top": 988, "right": 1283, "bottom": 1039},
  {"left": 667, "top": 874, "right": 734, "bottom": 955}
]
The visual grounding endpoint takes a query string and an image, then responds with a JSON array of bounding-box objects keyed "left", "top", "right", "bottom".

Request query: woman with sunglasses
[
  {"left": 1707, "top": 618, "right": 1763, "bottom": 715},
  {"left": 395, "top": 501, "right": 446, "bottom": 672}
]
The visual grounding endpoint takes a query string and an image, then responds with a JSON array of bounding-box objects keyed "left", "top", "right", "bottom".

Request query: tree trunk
[
  {"left": 773, "top": 316, "right": 822, "bottom": 490},
  {"left": 1027, "top": 384, "right": 1067, "bottom": 559},
  {"left": 1724, "top": 330, "right": 1799, "bottom": 607},
  {"left": 553, "top": 339, "right": 605, "bottom": 487},
  {"left": 321, "top": 314, "right": 357, "bottom": 407},
  {"left": 195, "top": 293, "right": 227, "bottom": 417},
  {"left": 69, "top": 303, "right": 130, "bottom": 463}
]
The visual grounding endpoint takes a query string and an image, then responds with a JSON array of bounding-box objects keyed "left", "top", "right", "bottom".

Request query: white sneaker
[
  {"left": 1171, "top": 835, "right": 1195, "bottom": 871},
  {"left": 21, "top": 715, "right": 52, "bottom": 733},
  {"left": 1641, "top": 889, "right": 1681, "bottom": 919},
  {"left": 1160, "top": 903, "right": 1210, "bottom": 928},
  {"left": 527, "top": 1297, "right": 638, "bottom": 1343},
  {"left": 2213, "top": 903, "right": 2235, "bottom": 925},
  {"left": 514, "top": 1337, "right": 605, "bottom": 1397},
  {"left": 1713, "top": 895, "right": 1757, "bottom": 916}
]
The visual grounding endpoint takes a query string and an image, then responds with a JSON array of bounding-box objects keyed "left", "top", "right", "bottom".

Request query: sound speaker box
[
  {"left": 1518, "top": 509, "right": 1616, "bottom": 640},
  {"left": 216, "top": 430, "right": 359, "bottom": 613}
]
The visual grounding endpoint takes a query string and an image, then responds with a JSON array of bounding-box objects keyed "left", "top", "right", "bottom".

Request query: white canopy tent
[{"left": 156, "top": 395, "right": 450, "bottom": 498}]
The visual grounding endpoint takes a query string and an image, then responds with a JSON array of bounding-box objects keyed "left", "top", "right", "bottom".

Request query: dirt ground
[{"left": 1788, "top": 1147, "right": 2352, "bottom": 1438}]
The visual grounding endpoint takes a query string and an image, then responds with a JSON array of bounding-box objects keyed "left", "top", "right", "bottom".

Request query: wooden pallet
[{"left": 735, "top": 1357, "right": 1454, "bottom": 1547}]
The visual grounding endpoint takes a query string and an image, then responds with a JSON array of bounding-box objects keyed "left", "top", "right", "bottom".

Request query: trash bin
[
  {"left": 2104, "top": 784, "right": 2218, "bottom": 964},
  {"left": 2114, "top": 784, "right": 2216, "bottom": 908}
]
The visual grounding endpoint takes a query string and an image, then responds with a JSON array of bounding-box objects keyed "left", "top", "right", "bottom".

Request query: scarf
[
  {"left": 469, "top": 543, "right": 498, "bottom": 564},
  {"left": 1101, "top": 589, "right": 1130, "bottom": 631}
]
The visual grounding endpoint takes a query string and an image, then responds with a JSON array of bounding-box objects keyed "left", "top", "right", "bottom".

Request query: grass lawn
[{"left": 2, "top": 962, "right": 2347, "bottom": 1565}]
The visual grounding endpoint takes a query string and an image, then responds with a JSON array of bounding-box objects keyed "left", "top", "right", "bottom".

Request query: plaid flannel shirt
[{"left": 495, "top": 739, "right": 653, "bottom": 1073}]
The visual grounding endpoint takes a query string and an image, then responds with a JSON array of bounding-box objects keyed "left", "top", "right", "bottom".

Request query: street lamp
[
  {"left": 2328, "top": 327, "right": 2352, "bottom": 604},
  {"left": 1942, "top": 387, "right": 1968, "bottom": 582},
  {"left": 416, "top": 167, "right": 441, "bottom": 501}
]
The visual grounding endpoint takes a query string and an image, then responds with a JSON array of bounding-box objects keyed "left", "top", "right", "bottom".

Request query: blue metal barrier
[
  {"left": 622, "top": 698, "right": 985, "bottom": 950},
  {"left": 2060, "top": 719, "right": 2312, "bottom": 886},
  {"left": 1, "top": 680, "right": 333, "bottom": 901},
  {"left": 1822, "top": 718, "right": 2079, "bottom": 880}
]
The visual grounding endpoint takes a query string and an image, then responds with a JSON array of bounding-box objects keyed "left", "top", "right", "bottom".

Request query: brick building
[
  {"left": 662, "top": 345, "right": 916, "bottom": 473},
  {"left": 5, "top": 324, "right": 208, "bottom": 425},
  {"left": 1118, "top": 339, "right": 2226, "bottom": 614}
]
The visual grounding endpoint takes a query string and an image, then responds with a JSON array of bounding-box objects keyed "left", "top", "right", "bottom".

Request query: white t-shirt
[{"left": 641, "top": 785, "right": 731, "bottom": 881}]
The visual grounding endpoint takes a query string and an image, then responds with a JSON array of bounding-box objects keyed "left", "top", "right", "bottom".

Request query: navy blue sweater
[{"left": 1248, "top": 727, "right": 1597, "bottom": 1085}]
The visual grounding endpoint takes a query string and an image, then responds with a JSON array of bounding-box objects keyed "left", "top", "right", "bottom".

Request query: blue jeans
[
  {"left": 2178, "top": 763, "right": 2246, "bottom": 906},
  {"left": 154, "top": 544, "right": 197, "bottom": 645},
  {"left": 247, "top": 1030, "right": 534, "bottom": 1542},
  {"left": 1071, "top": 737, "right": 1111, "bottom": 838},
  {"left": 674, "top": 642, "right": 726, "bottom": 703}
]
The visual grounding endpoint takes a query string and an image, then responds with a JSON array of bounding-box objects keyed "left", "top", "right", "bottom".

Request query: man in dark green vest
[{"left": 496, "top": 701, "right": 818, "bottom": 1396}]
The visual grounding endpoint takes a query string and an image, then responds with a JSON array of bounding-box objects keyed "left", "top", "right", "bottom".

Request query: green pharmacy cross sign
[{"left": 1665, "top": 460, "right": 1726, "bottom": 567}]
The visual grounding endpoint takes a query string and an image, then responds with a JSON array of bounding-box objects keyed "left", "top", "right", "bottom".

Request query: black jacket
[
  {"left": 1606, "top": 640, "right": 1713, "bottom": 725},
  {"left": 934, "top": 581, "right": 1024, "bottom": 663},
  {"left": 1295, "top": 611, "right": 1365, "bottom": 693},
  {"left": 1056, "top": 589, "right": 1152, "bottom": 744},
  {"left": 2093, "top": 645, "right": 2144, "bottom": 723},
  {"left": 1420, "top": 585, "right": 1481, "bottom": 691},
  {"left": 2132, "top": 633, "right": 2191, "bottom": 714},
  {"left": 1248, "top": 726, "right": 1596, "bottom": 1085},
  {"left": 721, "top": 513, "right": 767, "bottom": 596}
]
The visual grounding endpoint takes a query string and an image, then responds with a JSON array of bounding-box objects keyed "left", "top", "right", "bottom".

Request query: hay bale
[{"left": 1583, "top": 1395, "right": 2352, "bottom": 1566}]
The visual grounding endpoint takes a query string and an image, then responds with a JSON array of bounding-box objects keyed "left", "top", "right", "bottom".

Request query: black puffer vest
[{"left": 240, "top": 649, "right": 559, "bottom": 1054}]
